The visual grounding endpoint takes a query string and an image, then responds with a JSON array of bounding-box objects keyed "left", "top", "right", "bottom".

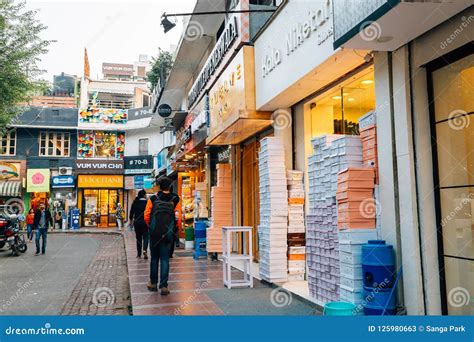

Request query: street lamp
[{"left": 161, "top": 8, "right": 277, "bottom": 34}]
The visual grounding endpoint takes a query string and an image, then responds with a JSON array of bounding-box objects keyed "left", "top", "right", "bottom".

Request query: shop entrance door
[
  {"left": 242, "top": 140, "right": 260, "bottom": 261},
  {"left": 83, "top": 189, "right": 119, "bottom": 228}
]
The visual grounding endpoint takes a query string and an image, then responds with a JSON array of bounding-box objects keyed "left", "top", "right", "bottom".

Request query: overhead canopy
[{"left": 0, "top": 181, "right": 22, "bottom": 197}]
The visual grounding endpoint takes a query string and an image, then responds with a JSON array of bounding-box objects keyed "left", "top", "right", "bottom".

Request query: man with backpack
[{"left": 144, "top": 176, "right": 179, "bottom": 295}]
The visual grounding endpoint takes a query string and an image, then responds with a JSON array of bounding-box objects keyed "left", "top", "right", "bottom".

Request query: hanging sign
[
  {"left": 158, "top": 104, "right": 173, "bottom": 118},
  {"left": 27, "top": 169, "right": 50, "bottom": 193}
]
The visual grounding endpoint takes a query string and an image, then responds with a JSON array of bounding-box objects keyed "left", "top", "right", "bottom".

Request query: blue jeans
[
  {"left": 149, "top": 238, "right": 171, "bottom": 288},
  {"left": 26, "top": 224, "right": 33, "bottom": 240},
  {"left": 35, "top": 228, "right": 47, "bottom": 254}
]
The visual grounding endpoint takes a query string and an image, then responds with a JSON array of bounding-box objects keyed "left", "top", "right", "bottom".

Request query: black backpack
[{"left": 149, "top": 194, "right": 176, "bottom": 242}]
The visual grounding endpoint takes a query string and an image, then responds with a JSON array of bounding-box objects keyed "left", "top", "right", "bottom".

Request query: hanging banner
[{"left": 26, "top": 169, "right": 50, "bottom": 193}]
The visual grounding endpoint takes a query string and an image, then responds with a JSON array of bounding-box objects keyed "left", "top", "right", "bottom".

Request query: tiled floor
[{"left": 124, "top": 232, "right": 318, "bottom": 316}]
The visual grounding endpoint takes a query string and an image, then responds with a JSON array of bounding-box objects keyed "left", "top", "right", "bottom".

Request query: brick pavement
[
  {"left": 124, "top": 232, "right": 317, "bottom": 316},
  {"left": 60, "top": 234, "right": 131, "bottom": 315}
]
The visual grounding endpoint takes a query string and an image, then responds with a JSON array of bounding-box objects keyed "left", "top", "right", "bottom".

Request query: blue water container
[
  {"left": 363, "top": 286, "right": 396, "bottom": 315},
  {"left": 194, "top": 220, "right": 207, "bottom": 239},
  {"left": 362, "top": 240, "right": 395, "bottom": 288}
]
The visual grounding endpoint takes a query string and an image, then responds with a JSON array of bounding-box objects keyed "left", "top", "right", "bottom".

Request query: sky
[{"left": 25, "top": 0, "right": 197, "bottom": 81}]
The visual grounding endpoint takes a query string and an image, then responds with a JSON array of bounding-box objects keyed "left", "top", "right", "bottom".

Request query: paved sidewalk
[
  {"left": 61, "top": 234, "right": 130, "bottom": 315},
  {"left": 124, "top": 232, "right": 317, "bottom": 316}
]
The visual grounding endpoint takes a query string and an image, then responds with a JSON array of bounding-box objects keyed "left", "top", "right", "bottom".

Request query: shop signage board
[
  {"left": 75, "top": 159, "right": 124, "bottom": 174},
  {"left": 128, "top": 106, "right": 154, "bottom": 120},
  {"left": 0, "top": 161, "right": 21, "bottom": 181},
  {"left": 254, "top": 0, "right": 336, "bottom": 110},
  {"left": 217, "top": 146, "right": 231, "bottom": 163},
  {"left": 157, "top": 104, "right": 172, "bottom": 118},
  {"left": 187, "top": 15, "right": 239, "bottom": 108},
  {"left": 51, "top": 175, "right": 75, "bottom": 188},
  {"left": 77, "top": 175, "right": 124, "bottom": 189},
  {"left": 207, "top": 46, "right": 271, "bottom": 145},
  {"left": 26, "top": 169, "right": 50, "bottom": 193},
  {"left": 124, "top": 176, "right": 135, "bottom": 190},
  {"left": 102, "top": 63, "right": 134, "bottom": 76},
  {"left": 124, "top": 155, "right": 153, "bottom": 175}
]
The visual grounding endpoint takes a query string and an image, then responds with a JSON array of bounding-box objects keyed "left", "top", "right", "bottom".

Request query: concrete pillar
[
  {"left": 391, "top": 46, "right": 426, "bottom": 315},
  {"left": 411, "top": 57, "right": 442, "bottom": 315}
]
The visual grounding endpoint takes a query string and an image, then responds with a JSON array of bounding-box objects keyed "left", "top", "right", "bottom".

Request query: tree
[
  {"left": 147, "top": 49, "right": 173, "bottom": 90},
  {"left": 0, "top": 0, "right": 51, "bottom": 131}
]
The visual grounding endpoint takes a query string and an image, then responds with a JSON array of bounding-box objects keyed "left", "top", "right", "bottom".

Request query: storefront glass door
[
  {"left": 83, "top": 189, "right": 120, "bottom": 228},
  {"left": 431, "top": 52, "right": 473, "bottom": 315}
]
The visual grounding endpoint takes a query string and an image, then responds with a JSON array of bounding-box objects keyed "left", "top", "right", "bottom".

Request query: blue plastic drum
[{"left": 362, "top": 240, "right": 395, "bottom": 288}]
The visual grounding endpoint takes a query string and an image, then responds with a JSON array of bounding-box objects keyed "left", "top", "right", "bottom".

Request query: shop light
[
  {"left": 361, "top": 79, "right": 374, "bottom": 85},
  {"left": 332, "top": 96, "right": 342, "bottom": 100},
  {"left": 348, "top": 98, "right": 355, "bottom": 102}
]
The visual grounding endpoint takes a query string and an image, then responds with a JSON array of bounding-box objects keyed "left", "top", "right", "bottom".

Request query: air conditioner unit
[{"left": 58, "top": 167, "right": 73, "bottom": 175}]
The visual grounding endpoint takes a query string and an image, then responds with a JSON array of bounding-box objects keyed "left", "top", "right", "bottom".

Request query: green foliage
[
  {"left": 147, "top": 49, "right": 173, "bottom": 90},
  {"left": 0, "top": 0, "right": 51, "bottom": 131}
]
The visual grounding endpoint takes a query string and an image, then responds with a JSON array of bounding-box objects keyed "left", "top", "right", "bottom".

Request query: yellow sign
[
  {"left": 207, "top": 46, "right": 271, "bottom": 145},
  {"left": 78, "top": 175, "right": 123, "bottom": 188},
  {"left": 26, "top": 169, "right": 50, "bottom": 193},
  {"left": 0, "top": 162, "right": 20, "bottom": 180}
]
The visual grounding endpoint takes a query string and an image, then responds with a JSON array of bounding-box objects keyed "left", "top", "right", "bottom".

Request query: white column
[
  {"left": 391, "top": 46, "right": 426, "bottom": 315},
  {"left": 272, "top": 108, "right": 293, "bottom": 170}
]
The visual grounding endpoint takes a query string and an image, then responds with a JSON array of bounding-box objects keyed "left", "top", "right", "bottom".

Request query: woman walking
[
  {"left": 129, "top": 190, "right": 149, "bottom": 259},
  {"left": 26, "top": 208, "right": 35, "bottom": 241},
  {"left": 116, "top": 203, "right": 124, "bottom": 230}
]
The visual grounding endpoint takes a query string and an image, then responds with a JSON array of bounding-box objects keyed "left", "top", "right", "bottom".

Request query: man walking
[
  {"left": 34, "top": 203, "right": 53, "bottom": 255},
  {"left": 129, "top": 189, "right": 149, "bottom": 259},
  {"left": 144, "top": 177, "right": 179, "bottom": 295}
]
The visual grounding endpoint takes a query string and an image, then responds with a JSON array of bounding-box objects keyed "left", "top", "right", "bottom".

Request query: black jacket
[
  {"left": 129, "top": 197, "right": 148, "bottom": 225},
  {"left": 33, "top": 209, "right": 53, "bottom": 229}
]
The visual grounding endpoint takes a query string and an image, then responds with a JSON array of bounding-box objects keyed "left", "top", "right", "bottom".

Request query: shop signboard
[
  {"left": 124, "top": 155, "right": 153, "bottom": 175},
  {"left": 128, "top": 106, "right": 153, "bottom": 120},
  {"left": 77, "top": 175, "right": 124, "bottom": 189},
  {"left": 51, "top": 175, "right": 75, "bottom": 188},
  {"left": 102, "top": 63, "right": 134, "bottom": 76},
  {"left": 75, "top": 159, "right": 124, "bottom": 175},
  {"left": 207, "top": 46, "right": 271, "bottom": 145},
  {"left": 26, "top": 169, "right": 50, "bottom": 193},
  {"left": 254, "top": 0, "right": 336, "bottom": 111},
  {"left": 157, "top": 104, "right": 173, "bottom": 118},
  {"left": 0, "top": 161, "right": 21, "bottom": 181},
  {"left": 187, "top": 15, "right": 240, "bottom": 108},
  {"left": 124, "top": 176, "right": 135, "bottom": 190},
  {"left": 157, "top": 149, "right": 167, "bottom": 172}
]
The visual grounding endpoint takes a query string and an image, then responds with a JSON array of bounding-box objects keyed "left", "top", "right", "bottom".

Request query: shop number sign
[{"left": 124, "top": 155, "right": 153, "bottom": 175}]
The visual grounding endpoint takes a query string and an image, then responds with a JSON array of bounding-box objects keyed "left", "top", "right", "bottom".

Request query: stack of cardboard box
[
  {"left": 336, "top": 167, "right": 376, "bottom": 307},
  {"left": 194, "top": 182, "right": 208, "bottom": 218},
  {"left": 207, "top": 164, "right": 232, "bottom": 253},
  {"left": 306, "top": 135, "right": 364, "bottom": 304},
  {"left": 258, "top": 137, "right": 288, "bottom": 283},
  {"left": 359, "top": 111, "right": 378, "bottom": 184},
  {"left": 287, "top": 170, "right": 306, "bottom": 281},
  {"left": 336, "top": 167, "right": 376, "bottom": 230}
]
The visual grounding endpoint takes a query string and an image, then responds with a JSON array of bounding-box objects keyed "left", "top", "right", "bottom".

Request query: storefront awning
[{"left": 0, "top": 181, "right": 22, "bottom": 197}]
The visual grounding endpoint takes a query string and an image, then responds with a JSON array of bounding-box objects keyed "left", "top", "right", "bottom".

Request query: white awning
[{"left": 0, "top": 181, "right": 22, "bottom": 197}]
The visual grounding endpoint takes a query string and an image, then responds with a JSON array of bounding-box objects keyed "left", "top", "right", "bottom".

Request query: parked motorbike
[{"left": 0, "top": 215, "right": 27, "bottom": 256}]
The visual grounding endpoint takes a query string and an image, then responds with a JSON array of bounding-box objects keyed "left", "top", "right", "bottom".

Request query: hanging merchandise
[
  {"left": 207, "top": 164, "right": 232, "bottom": 253},
  {"left": 286, "top": 170, "right": 306, "bottom": 281},
  {"left": 306, "top": 135, "right": 364, "bottom": 304},
  {"left": 258, "top": 137, "right": 288, "bottom": 283},
  {"left": 194, "top": 182, "right": 208, "bottom": 218}
]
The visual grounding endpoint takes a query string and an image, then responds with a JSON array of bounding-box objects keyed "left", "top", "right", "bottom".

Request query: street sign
[{"left": 157, "top": 104, "right": 172, "bottom": 118}]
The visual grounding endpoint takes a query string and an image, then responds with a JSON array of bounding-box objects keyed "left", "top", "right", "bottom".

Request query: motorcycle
[{"left": 0, "top": 215, "right": 27, "bottom": 256}]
